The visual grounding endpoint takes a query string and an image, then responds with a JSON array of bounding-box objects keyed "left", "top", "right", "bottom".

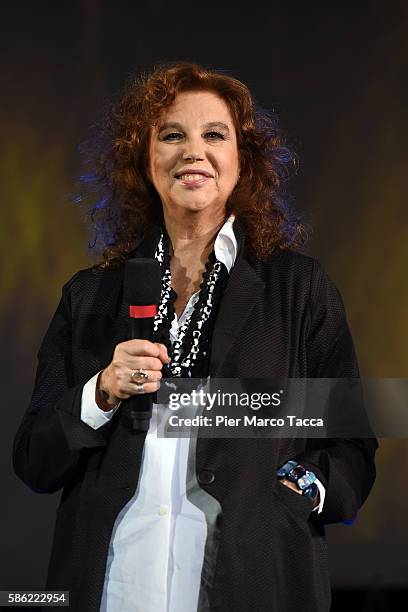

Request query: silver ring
[
  {"left": 130, "top": 369, "right": 149, "bottom": 384},
  {"left": 134, "top": 382, "right": 144, "bottom": 394}
]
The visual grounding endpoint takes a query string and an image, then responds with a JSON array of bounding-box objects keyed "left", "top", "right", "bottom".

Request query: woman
[{"left": 13, "top": 62, "right": 377, "bottom": 612}]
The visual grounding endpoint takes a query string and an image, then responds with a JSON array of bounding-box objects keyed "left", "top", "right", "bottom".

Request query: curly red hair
[{"left": 77, "top": 61, "right": 306, "bottom": 269}]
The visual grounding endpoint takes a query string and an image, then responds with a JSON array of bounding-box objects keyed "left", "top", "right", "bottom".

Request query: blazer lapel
[{"left": 209, "top": 220, "right": 265, "bottom": 376}]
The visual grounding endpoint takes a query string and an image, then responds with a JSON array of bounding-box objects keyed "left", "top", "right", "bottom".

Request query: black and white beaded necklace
[{"left": 152, "top": 228, "right": 228, "bottom": 378}]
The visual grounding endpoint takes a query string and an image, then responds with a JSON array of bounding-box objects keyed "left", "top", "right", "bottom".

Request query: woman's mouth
[{"left": 176, "top": 174, "right": 212, "bottom": 187}]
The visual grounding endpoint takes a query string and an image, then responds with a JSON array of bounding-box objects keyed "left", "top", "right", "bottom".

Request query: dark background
[{"left": 1, "top": 2, "right": 407, "bottom": 610}]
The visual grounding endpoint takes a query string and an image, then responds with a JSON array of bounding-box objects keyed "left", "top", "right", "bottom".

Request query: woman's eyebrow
[{"left": 158, "top": 121, "right": 230, "bottom": 133}]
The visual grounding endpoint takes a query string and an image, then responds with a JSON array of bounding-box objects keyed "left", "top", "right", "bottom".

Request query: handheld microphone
[{"left": 123, "top": 258, "right": 162, "bottom": 432}]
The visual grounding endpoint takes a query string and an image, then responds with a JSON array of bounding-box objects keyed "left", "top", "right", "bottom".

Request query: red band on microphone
[{"left": 129, "top": 304, "right": 158, "bottom": 318}]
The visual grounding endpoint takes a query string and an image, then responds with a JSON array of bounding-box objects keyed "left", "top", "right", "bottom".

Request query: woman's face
[{"left": 147, "top": 90, "right": 240, "bottom": 219}]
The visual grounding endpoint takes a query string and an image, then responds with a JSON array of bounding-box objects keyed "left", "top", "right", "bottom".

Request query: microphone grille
[{"left": 124, "top": 258, "right": 162, "bottom": 305}]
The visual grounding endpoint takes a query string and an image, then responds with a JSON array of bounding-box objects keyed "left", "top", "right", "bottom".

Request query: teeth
[{"left": 178, "top": 174, "right": 208, "bottom": 181}]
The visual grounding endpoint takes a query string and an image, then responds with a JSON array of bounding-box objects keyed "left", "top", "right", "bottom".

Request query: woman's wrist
[
  {"left": 277, "top": 460, "right": 319, "bottom": 502},
  {"left": 95, "top": 370, "right": 121, "bottom": 412}
]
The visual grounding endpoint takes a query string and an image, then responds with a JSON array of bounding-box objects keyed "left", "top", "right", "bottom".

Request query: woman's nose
[
  {"left": 182, "top": 152, "right": 203, "bottom": 162},
  {"left": 182, "top": 135, "right": 205, "bottom": 161}
]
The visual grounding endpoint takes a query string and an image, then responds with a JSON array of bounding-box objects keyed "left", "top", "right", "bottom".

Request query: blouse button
[{"left": 198, "top": 470, "right": 215, "bottom": 485}]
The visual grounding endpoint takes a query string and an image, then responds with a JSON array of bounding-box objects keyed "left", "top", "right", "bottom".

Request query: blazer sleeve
[
  {"left": 13, "top": 272, "right": 114, "bottom": 494},
  {"left": 293, "top": 259, "right": 379, "bottom": 524}
]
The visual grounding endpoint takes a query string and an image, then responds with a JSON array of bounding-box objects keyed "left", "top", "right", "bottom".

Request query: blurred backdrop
[{"left": 1, "top": 2, "right": 407, "bottom": 610}]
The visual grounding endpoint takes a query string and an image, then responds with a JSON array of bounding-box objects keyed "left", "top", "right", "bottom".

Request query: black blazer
[{"left": 13, "top": 221, "right": 378, "bottom": 612}]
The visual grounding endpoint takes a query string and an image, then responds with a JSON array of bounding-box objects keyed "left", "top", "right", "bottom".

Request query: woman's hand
[
  {"left": 98, "top": 340, "right": 171, "bottom": 407},
  {"left": 280, "top": 478, "right": 320, "bottom": 508},
  {"left": 280, "top": 478, "right": 303, "bottom": 495}
]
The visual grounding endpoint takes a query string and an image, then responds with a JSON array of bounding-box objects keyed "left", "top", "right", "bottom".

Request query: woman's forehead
[
  {"left": 164, "top": 92, "right": 232, "bottom": 118},
  {"left": 153, "top": 92, "right": 235, "bottom": 131}
]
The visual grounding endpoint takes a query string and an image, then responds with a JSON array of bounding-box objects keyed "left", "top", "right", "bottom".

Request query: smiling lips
[{"left": 176, "top": 172, "right": 212, "bottom": 186}]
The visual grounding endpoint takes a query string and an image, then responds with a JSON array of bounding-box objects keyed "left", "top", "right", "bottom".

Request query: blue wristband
[{"left": 277, "top": 461, "right": 318, "bottom": 498}]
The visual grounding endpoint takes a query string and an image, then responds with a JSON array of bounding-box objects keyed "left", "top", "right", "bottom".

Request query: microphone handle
[
  {"left": 126, "top": 315, "right": 156, "bottom": 432},
  {"left": 129, "top": 317, "right": 153, "bottom": 342}
]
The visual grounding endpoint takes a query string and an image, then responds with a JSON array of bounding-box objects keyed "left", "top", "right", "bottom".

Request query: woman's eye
[
  {"left": 163, "top": 132, "right": 182, "bottom": 140},
  {"left": 205, "top": 131, "right": 225, "bottom": 139},
  {"left": 163, "top": 131, "right": 225, "bottom": 141}
]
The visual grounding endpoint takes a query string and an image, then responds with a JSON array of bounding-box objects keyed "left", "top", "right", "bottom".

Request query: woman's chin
[{"left": 167, "top": 197, "right": 225, "bottom": 215}]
